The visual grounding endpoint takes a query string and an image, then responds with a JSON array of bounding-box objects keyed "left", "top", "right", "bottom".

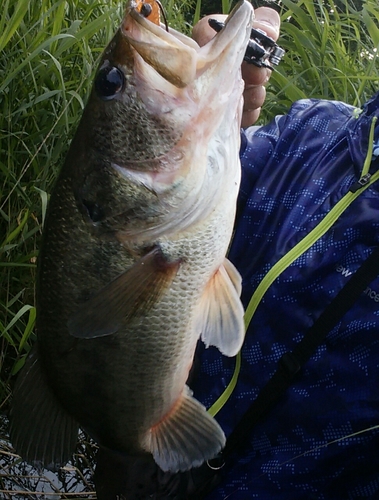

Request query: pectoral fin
[
  {"left": 10, "top": 346, "right": 79, "bottom": 471},
  {"left": 68, "top": 247, "right": 181, "bottom": 339},
  {"left": 197, "top": 258, "right": 245, "bottom": 356},
  {"left": 143, "top": 385, "right": 225, "bottom": 473}
]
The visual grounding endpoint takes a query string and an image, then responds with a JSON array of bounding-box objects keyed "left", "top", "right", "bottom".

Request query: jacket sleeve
[
  {"left": 237, "top": 114, "right": 289, "bottom": 218},
  {"left": 238, "top": 97, "right": 359, "bottom": 211},
  {"left": 239, "top": 114, "right": 288, "bottom": 206}
]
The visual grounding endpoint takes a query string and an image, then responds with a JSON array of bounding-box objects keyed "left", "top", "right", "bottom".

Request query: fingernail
[
  {"left": 258, "top": 19, "right": 280, "bottom": 30},
  {"left": 255, "top": 7, "right": 281, "bottom": 28}
]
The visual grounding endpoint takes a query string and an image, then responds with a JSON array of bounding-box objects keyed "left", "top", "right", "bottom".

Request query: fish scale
[{"left": 10, "top": 0, "right": 253, "bottom": 484}]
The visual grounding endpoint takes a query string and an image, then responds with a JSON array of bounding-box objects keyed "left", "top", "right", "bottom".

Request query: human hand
[{"left": 192, "top": 7, "right": 281, "bottom": 127}]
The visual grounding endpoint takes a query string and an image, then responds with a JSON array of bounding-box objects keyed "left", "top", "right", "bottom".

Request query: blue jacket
[{"left": 192, "top": 93, "right": 379, "bottom": 499}]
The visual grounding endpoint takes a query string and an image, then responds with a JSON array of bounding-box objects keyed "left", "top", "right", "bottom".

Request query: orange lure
[{"left": 135, "top": 0, "right": 161, "bottom": 25}]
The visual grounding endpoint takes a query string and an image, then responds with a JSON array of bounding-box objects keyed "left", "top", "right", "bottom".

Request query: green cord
[
  {"left": 244, "top": 116, "right": 378, "bottom": 329},
  {"left": 208, "top": 116, "right": 378, "bottom": 417},
  {"left": 207, "top": 350, "right": 241, "bottom": 417}
]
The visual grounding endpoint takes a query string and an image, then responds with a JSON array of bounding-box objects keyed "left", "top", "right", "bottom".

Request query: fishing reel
[{"left": 209, "top": 18, "right": 285, "bottom": 70}]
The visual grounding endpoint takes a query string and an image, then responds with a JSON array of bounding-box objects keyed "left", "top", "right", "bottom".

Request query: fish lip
[
  {"left": 120, "top": 0, "right": 253, "bottom": 89},
  {"left": 123, "top": 0, "right": 253, "bottom": 53},
  {"left": 124, "top": 1, "right": 199, "bottom": 50}
]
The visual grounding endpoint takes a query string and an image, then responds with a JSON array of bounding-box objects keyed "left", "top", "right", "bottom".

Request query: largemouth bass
[{"left": 10, "top": 0, "right": 253, "bottom": 475}]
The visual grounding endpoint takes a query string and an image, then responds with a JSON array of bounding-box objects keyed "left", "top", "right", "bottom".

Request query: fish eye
[{"left": 94, "top": 66, "right": 125, "bottom": 101}]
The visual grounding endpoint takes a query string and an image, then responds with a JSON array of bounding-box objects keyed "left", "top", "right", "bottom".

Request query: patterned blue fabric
[{"left": 192, "top": 93, "right": 379, "bottom": 499}]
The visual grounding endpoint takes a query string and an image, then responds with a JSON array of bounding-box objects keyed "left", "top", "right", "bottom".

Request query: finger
[
  {"left": 191, "top": 7, "right": 281, "bottom": 129},
  {"left": 241, "top": 7, "right": 281, "bottom": 126},
  {"left": 241, "top": 107, "right": 262, "bottom": 129},
  {"left": 242, "top": 86, "right": 266, "bottom": 128},
  {"left": 192, "top": 7, "right": 280, "bottom": 49},
  {"left": 242, "top": 7, "right": 281, "bottom": 87},
  {"left": 243, "top": 85, "right": 266, "bottom": 113},
  {"left": 253, "top": 6, "right": 281, "bottom": 43},
  {"left": 241, "top": 86, "right": 266, "bottom": 128},
  {"left": 192, "top": 14, "right": 227, "bottom": 47}
]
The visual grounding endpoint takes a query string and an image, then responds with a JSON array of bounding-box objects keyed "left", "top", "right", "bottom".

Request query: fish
[{"left": 10, "top": 0, "right": 253, "bottom": 477}]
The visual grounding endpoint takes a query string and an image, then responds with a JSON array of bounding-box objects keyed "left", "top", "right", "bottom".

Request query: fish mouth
[
  {"left": 121, "top": 0, "right": 253, "bottom": 89},
  {"left": 121, "top": 0, "right": 198, "bottom": 88},
  {"left": 105, "top": 0, "right": 253, "bottom": 241},
  {"left": 127, "top": 0, "right": 200, "bottom": 51}
]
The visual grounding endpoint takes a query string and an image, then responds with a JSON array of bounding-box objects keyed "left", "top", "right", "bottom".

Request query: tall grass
[
  {"left": 0, "top": 0, "right": 127, "bottom": 409},
  {"left": 263, "top": 0, "right": 379, "bottom": 118},
  {"left": 1, "top": 0, "right": 379, "bottom": 416}
]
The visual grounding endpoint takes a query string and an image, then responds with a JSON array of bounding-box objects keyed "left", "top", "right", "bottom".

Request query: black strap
[{"left": 221, "top": 245, "right": 379, "bottom": 459}]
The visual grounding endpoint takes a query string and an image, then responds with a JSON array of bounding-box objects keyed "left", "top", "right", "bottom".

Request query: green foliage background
[
  {"left": 264, "top": 0, "right": 379, "bottom": 119},
  {"left": 0, "top": 0, "right": 378, "bottom": 414}
]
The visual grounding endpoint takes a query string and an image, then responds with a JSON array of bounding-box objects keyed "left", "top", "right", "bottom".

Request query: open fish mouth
[
  {"left": 122, "top": 0, "right": 198, "bottom": 88},
  {"left": 97, "top": 0, "right": 254, "bottom": 240},
  {"left": 68, "top": 0, "right": 253, "bottom": 243},
  {"left": 122, "top": 0, "right": 253, "bottom": 88}
]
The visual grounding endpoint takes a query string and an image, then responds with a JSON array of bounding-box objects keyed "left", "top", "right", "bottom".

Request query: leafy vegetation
[
  {"left": 0, "top": 0, "right": 378, "bottom": 494},
  {"left": 263, "top": 0, "right": 379, "bottom": 119},
  {"left": 0, "top": 0, "right": 125, "bottom": 411}
]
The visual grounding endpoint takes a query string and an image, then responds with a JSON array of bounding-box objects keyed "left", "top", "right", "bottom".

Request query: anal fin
[
  {"left": 197, "top": 258, "right": 245, "bottom": 357},
  {"left": 143, "top": 386, "right": 225, "bottom": 473},
  {"left": 9, "top": 345, "right": 79, "bottom": 471}
]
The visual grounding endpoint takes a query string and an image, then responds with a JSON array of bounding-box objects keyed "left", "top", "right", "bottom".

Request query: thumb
[
  {"left": 192, "top": 7, "right": 280, "bottom": 48},
  {"left": 252, "top": 6, "right": 281, "bottom": 42},
  {"left": 192, "top": 14, "right": 226, "bottom": 47}
]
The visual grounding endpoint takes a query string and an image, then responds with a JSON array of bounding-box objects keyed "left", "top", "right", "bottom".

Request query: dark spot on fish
[
  {"left": 140, "top": 3, "right": 153, "bottom": 17},
  {"left": 95, "top": 66, "right": 125, "bottom": 101},
  {"left": 82, "top": 199, "right": 105, "bottom": 223}
]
